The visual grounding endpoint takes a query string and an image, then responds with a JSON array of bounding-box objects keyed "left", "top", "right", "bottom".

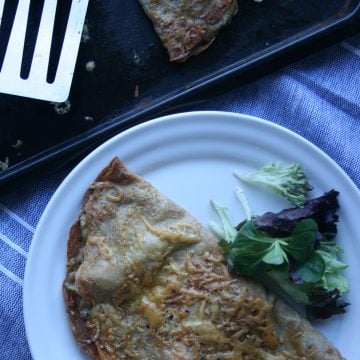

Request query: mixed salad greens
[{"left": 210, "top": 162, "right": 349, "bottom": 319}]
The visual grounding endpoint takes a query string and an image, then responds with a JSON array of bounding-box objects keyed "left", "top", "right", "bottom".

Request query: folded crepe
[
  {"left": 63, "top": 157, "right": 344, "bottom": 360},
  {"left": 137, "top": 0, "right": 238, "bottom": 62}
]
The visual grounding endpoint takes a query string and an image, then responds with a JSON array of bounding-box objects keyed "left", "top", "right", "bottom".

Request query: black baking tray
[{"left": 0, "top": 0, "right": 359, "bottom": 185}]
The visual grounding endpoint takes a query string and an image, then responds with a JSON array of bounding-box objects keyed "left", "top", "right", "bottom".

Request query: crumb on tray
[
  {"left": 11, "top": 140, "right": 23, "bottom": 150},
  {"left": 81, "top": 23, "right": 91, "bottom": 43},
  {"left": 0, "top": 157, "right": 9, "bottom": 172},
  {"left": 132, "top": 49, "right": 141, "bottom": 65},
  {"left": 134, "top": 85, "right": 139, "bottom": 98},
  {"left": 85, "top": 60, "right": 96, "bottom": 72},
  {"left": 52, "top": 100, "right": 71, "bottom": 115}
]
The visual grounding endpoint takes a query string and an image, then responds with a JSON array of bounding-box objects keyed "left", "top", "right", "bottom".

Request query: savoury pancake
[
  {"left": 137, "top": 0, "right": 238, "bottom": 62},
  {"left": 63, "top": 157, "right": 344, "bottom": 359}
]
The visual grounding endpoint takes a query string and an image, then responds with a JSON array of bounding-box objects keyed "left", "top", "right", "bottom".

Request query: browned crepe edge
[
  {"left": 63, "top": 157, "right": 136, "bottom": 358},
  {"left": 63, "top": 220, "right": 99, "bottom": 358}
]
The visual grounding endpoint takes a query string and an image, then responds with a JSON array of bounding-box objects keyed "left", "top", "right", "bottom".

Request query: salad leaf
[
  {"left": 240, "top": 190, "right": 340, "bottom": 240},
  {"left": 317, "top": 245, "right": 348, "bottom": 274},
  {"left": 322, "top": 273, "right": 349, "bottom": 294},
  {"left": 209, "top": 201, "right": 237, "bottom": 243},
  {"left": 210, "top": 182, "right": 350, "bottom": 320},
  {"left": 284, "top": 219, "right": 317, "bottom": 262},
  {"left": 268, "top": 264, "right": 310, "bottom": 304},
  {"left": 297, "top": 252, "right": 325, "bottom": 283},
  {"left": 307, "top": 288, "right": 349, "bottom": 319},
  {"left": 315, "top": 243, "right": 349, "bottom": 294},
  {"left": 262, "top": 241, "right": 288, "bottom": 265},
  {"left": 213, "top": 207, "right": 318, "bottom": 277},
  {"left": 234, "top": 162, "right": 313, "bottom": 207}
]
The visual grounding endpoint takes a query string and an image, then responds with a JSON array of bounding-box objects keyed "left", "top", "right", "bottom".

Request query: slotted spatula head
[{"left": 0, "top": 0, "right": 89, "bottom": 102}]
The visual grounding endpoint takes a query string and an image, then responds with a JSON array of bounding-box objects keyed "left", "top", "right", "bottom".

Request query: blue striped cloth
[{"left": 1, "top": 34, "right": 359, "bottom": 359}]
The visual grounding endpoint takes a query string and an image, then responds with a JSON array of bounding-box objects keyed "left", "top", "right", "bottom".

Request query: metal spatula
[{"left": 0, "top": 0, "right": 89, "bottom": 102}]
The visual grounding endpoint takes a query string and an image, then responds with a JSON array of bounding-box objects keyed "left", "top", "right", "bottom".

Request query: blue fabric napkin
[{"left": 0, "top": 33, "right": 359, "bottom": 359}]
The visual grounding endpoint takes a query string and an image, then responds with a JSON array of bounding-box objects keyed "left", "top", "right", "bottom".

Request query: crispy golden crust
[
  {"left": 138, "top": 0, "right": 238, "bottom": 62},
  {"left": 63, "top": 158, "right": 137, "bottom": 358},
  {"left": 94, "top": 157, "right": 139, "bottom": 184},
  {"left": 63, "top": 221, "right": 99, "bottom": 358},
  {"left": 63, "top": 157, "right": 344, "bottom": 360}
]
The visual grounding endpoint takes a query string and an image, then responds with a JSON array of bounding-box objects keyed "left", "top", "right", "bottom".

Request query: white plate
[{"left": 24, "top": 111, "right": 360, "bottom": 359}]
